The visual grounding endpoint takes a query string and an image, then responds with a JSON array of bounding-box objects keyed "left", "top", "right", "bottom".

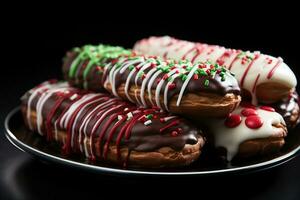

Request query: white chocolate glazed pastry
[
  {"left": 205, "top": 103, "right": 287, "bottom": 161},
  {"left": 134, "top": 36, "right": 297, "bottom": 105}
]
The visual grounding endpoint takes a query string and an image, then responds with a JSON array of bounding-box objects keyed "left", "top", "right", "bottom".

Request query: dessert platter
[{"left": 5, "top": 36, "right": 300, "bottom": 176}]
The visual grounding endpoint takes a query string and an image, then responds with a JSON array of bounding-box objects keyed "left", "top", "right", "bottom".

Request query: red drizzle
[
  {"left": 267, "top": 58, "right": 283, "bottom": 79},
  {"left": 240, "top": 54, "right": 260, "bottom": 87}
]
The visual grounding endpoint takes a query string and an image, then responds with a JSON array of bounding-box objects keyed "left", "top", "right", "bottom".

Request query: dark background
[{"left": 1, "top": 3, "right": 300, "bottom": 200}]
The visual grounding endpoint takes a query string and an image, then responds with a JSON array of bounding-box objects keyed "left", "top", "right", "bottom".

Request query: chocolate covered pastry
[
  {"left": 134, "top": 36, "right": 297, "bottom": 105},
  {"left": 62, "top": 45, "right": 241, "bottom": 118},
  {"left": 21, "top": 80, "right": 205, "bottom": 168},
  {"left": 270, "top": 91, "right": 300, "bottom": 129}
]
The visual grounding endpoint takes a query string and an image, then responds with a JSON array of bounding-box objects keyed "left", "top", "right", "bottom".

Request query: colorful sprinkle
[
  {"left": 144, "top": 120, "right": 152, "bottom": 126},
  {"left": 204, "top": 79, "right": 209, "bottom": 87}
]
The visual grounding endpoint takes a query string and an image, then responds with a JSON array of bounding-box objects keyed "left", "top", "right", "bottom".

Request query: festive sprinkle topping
[
  {"left": 146, "top": 114, "right": 153, "bottom": 120},
  {"left": 168, "top": 83, "right": 176, "bottom": 90},
  {"left": 144, "top": 120, "right": 152, "bottom": 126},
  {"left": 127, "top": 112, "right": 133, "bottom": 120},
  {"left": 204, "top": 79, "right": 210, "bottom": 87}
]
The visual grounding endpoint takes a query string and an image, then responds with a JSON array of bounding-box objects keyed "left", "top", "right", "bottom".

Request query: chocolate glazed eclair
[
  {"left": 62, "top": 45, "right": 241, "bottom": 118},
  {"left": 21, "top": 80, "right": 205, "bottom": 168}
]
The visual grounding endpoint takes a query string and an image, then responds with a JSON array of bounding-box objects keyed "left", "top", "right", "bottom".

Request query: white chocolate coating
[
  {"left": 206, "top": 106, "right": 286, "bottom": 161},
  {"left": 134, "top": 36, "right": 297, "bottom": 105}
]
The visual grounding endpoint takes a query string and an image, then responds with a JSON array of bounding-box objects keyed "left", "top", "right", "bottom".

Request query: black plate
[{"left": 4, "top": 107, "right": 300, "bottom": 176}]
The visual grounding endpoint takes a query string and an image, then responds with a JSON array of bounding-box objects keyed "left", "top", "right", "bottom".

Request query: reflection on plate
[{"left": 4, "top": 107, "right": 300, "bottom": 176}]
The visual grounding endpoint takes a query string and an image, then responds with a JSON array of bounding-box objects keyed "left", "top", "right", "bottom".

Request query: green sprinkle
[
  {"left": 214, "top": 63, "right": 220, "bottom": 68},
  {"left": 146, "top": 114, "right": 153, "bottom": 119},
  {"left": 210, "top": 71, "right": 216, "bottom": 79},
  {"left": 198, "top": 69, "right": 208, "bottom": 76},
  {"left": 204, "top": 79, "right": 209, "bottom": 86},
  {"left": 221, "top": 76, "right": 226, "bottom": 81},
  {"left": 115, "top": 62, "right": 122, "bottom": 68},
  {"left": 162, "top": 66, "right": 170, "bottom": 73},
  {"left": 168, "top": 77, "right": 173, "bottom": 82},
  {"left": 138, "top": 71, "right": 144, "bottom": 77},
  {"left": 181, "top": 74, "right": 187, "bottom": 81},
  {"left": 128, "top": 65, "right": 134, "bottom": 71},
  {"left": 221, "top": 68, "right": 226, "bottom": 72}
]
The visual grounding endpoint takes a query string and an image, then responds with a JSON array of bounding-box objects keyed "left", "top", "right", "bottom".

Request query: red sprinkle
[
  {"left": 143, "top": 74, "right": 147, "bottom": 79},
  {"left": 193, "top": 74, "right": 199, "bottom": 80},
  {"left": 160, "top": 118, "right": 165, "bottom": 123},
  {"left": 217, "top": 60, "right": 224, "bottom": 66},
  {"left": 96, "top": 66, "right": 102, "bottom": 71},
  {"left": 168, "top": 83, "right": 176, "bottom": 90},
  {"left": 241, "top": 108, "right": 258, "bottom": 117},
  {"left": 224, "top": 114, "right": 242, "bottom": 128},
  {"left": 163, "top": 74, "right": 169, "bottom": 80},
  {"left": 182, "top": 65, "right": 187, "bottom": 69},
  {"left": 171, "top": 131, "right": 178, "bottom": 137},
  {"left": 111, "top": 59, "right": 118, "bottom": 64},
  {"left": 150, "top": 63, "right": 157, "bottom": 68},
  {"left": 245, "top": 115, "right": 263, "bottom": 129},
  {"left": 260, "top": 106, "right": 275, "bottom": 112}
]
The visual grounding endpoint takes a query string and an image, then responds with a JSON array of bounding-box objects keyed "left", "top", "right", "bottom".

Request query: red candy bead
[
  {"left": 260, "top": 106, "right": 275, "bottom": 112},
  {"left": 241, "top": 108, "right": 258, "bottom": 117},
  {"left": 245, "top": 115, "right": 263, "bottom": 129},
  {"left": 224, "top": 114, "right": 242, "bottom": 128}
]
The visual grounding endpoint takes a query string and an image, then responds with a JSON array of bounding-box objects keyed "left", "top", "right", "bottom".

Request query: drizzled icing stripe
[{"left": 176, "top": 65, "right": 198, "bottom": 106}]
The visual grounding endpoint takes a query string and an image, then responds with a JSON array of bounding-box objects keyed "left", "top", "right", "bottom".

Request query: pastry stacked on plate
[{"left": 21, "top": 36, "right": 299, "bottom": 168}]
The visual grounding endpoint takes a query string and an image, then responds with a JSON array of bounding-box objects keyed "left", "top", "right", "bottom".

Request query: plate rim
[{"left": 4, "top": 106, "right": 300, "bottom": 176}]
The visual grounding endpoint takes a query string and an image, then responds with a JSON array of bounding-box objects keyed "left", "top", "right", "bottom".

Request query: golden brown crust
[
  {"left": 256, "top": 82, "right": 294, "bottom": 103},
  {"left": 24, "top": 109, "right": 205, "bottom": 168},
  {"left": 105, "top": 83, "right": 241, "bottom": 118},
  {"left": 237, "top": 137, "right": 285, "bottom": 158}
]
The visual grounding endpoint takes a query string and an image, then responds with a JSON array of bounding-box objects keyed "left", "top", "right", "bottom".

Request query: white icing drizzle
[
  {"left": 164, "top": 73, "right": 180, "bottom": 111},
  {"left": 140, "top": 67, "right": 158, "bottom": 107},
  {"left": 109, "top": 58, "right": 141, "bottom": 97},
  {"left": 26, "top": 83, "right": 51, "bottom": 130},
  {"left": 176, "top": 64, "right": 198, "bottom": 106},
  {"left": 34, "top": 82, "right": 69, "bottom": 135},
  {"left": 207, "top": 106, "right": 286, "bottom": 161},
  {"left": 147, "top": 68, "right": 163, "bottom": 106},
  {"left": 155, "top": 68, "right": 178, "bottom": 109}
]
